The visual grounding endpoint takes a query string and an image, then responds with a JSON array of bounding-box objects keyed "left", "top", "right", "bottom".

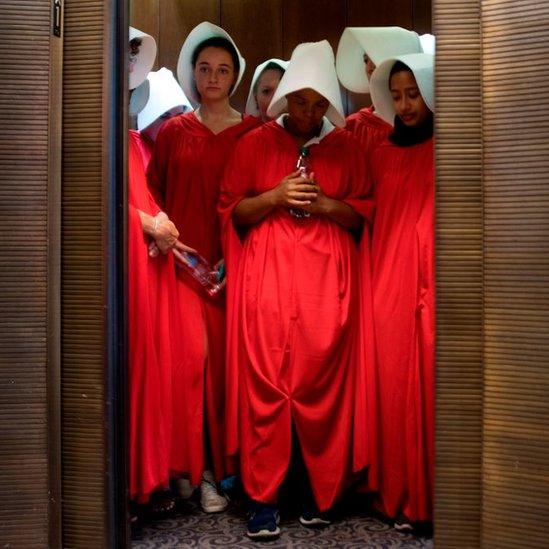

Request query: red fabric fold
[
  {"left": 369, "top": 137, "right": 435, "bottom": 522},
  {"left": 128, "top": 130, "right": 181, "bottom": 502},
  {"left": 346, "top": 106, "right": 392, "bottom": 166},
  {"left": 219, "top": 121, "right": 374, "bottom": 511},
  {"left": 147, "top": 112, "right": 260, "bottom": 484}
]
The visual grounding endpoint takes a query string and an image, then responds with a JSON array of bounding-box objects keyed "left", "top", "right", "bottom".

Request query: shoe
[
  {"left": 247, "top": 502, "right": 280, "bottom": 539},
  {"left": 175, "top": 478, "right": 195, "bottom": 500},
  {"left": 394, "top": 512, "right": 414, "bottom": 532},
  {"left": 299, "top": 506, "right": 332, "bottom": 528},
  {"left": 148, "top": 490, "right": 176, "bottom": 518},
  {"left": 200, "top": 470, "right": 228, "bottom": 513}
]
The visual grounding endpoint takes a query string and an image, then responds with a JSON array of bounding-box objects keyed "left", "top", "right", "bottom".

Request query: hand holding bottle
[{"left": 268, "top": 169, "right": 318, "bottom": 209}]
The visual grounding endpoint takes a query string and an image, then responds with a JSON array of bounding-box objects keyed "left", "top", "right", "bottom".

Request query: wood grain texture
[
  {"left": 158, "top": 0, "right": 220, "bottom": 76},
  {"left": 348, "top": 0, "right": 414, "bottom": 28},
  {"left": 61, "top": 0, "right": 109, "bottom": 546},
  {"left": 0, "top": 1, "right": 55, "bottom": 547},
  {"left": 433, "top": 1, "right": 483, "bottom": 548},
  {"left": 221, "top": 0, "right": 283, "bottom": 112},
  {"left": 481, "top": 1, "right": 549, "bottom": 547},
  {"left": 130, "top": 0, "right": 159, "bottom": 70}
]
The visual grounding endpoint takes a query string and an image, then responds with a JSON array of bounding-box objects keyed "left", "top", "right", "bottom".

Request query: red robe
[
  {"left": 346, "top": 106, "right": 392, "bottom": 495},
  {"left": 346, "top": 106, "right": 392, "bottom": 164},
  {"left": 369, "top": 137, "right": 435, "bottom": 521},
  {"left": 128, "top": 130, "right": 180, "bottom": 502},
  {"left": 132, "top": 131, "right": 153, "bottom": 171},
  {"left": 148, "top": 112, "right": 260, "bottom": 484},
  {"left": 219, "top": 121, "right": 373, "bottom": 511}
]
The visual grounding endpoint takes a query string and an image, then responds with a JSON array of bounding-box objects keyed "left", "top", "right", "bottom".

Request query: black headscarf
[{"left": 389, "top": 111, "right": 433, "bottom": 147}]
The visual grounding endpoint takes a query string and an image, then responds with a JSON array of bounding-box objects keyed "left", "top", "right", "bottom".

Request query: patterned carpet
[{"left": 132, "top": 498, "right": 433, "bottom": 548}]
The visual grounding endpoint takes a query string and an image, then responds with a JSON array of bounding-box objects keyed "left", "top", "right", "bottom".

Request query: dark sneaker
[
  {"left": 299, "top": 503, "right": 332, "bottom": 528},
  {"left": 247, "top": 502, "right": 280, "bottom": 539},
  {"left": 394, "top": 512, "right": 414, "bottom": 532}
]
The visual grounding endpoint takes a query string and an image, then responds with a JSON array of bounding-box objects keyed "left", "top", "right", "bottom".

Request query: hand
[
  {"left": 152, "top": 212, "right": 180, "bottom": 254},
  {"left": 171, "top": 240, "right": 198, "bottom": 265},
  {"left": 214, "top": 258, "right": 227, "bottom": 291},
  {"left": 301, "top": 175, "right": 332, "bottom": 216},
  {"left": 269, "top": 170, "right": 318, "bottom": 209},
  {"left": 148, "top": 241, "right": 159, "bottom": 257}
]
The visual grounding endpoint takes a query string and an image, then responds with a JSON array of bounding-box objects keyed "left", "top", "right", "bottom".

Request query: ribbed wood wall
[
  {"left": 0, "top": 2, "right": 57, "bottom": 547},
  {"left": 62, "top": 1, "right": 108, "bottom": 546},
  {"left": 433, "top": 1, "right": 484, "bottom": 547},
  {"left": 481, "top": 1, "right": 549, "bottom": 547}
]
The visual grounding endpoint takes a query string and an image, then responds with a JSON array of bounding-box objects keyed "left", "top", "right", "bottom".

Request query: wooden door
[{"left": 0, "top": 1, "right": 62, "bottom": 546}]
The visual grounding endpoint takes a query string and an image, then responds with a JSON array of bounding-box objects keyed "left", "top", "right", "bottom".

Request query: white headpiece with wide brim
[
  {"left": 176, "top": 21, "right": 246, "bottom": 108},
  {"left": 245, "top": 58, "right": 290, "bottom": 117},
  {"left": 369, "top": 53, "right": 434, "bottom": 125},
  {"left": 336, "top": 26, "right": 421, "bottom": 94},
  {"left": 129, "top": 26, "right": 157, "bottom": 90},
  {"left": 420, "top": 34, "right": 436, "bottom": 55},
  {"left": 267, "top": 41, "right": 345, "bottom": 128},
  {"left": 137, "top": 68, "right": 193, "bottom": 130}
]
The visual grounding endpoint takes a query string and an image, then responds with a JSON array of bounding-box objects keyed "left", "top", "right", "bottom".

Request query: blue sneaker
[{"left": 247, "top": 502, "right": 280, "bottom": 539}]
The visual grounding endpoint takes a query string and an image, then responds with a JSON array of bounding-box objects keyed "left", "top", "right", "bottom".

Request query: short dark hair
[
  {"left": 389, "top": 60, "right": 412, "bottom": 83},
  {"left": 191, "top": 36, "right": 240, "bottom": 74},
  {"left": 252, "top": 62, "right": 286, "bottom": 94}
]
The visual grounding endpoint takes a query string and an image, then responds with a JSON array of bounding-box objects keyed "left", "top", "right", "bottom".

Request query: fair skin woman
[
  {"left": 193, "top": 46, "right": 241, "bottom": 134},
  {"left": 254, "top": 67, "right": 284, "bottom": 122},
  {"left": 233, "top": 88, "right": 362, "bottom": 231},
  {"left": 160, "top": 45, "right": 242, "bottom": 271}
]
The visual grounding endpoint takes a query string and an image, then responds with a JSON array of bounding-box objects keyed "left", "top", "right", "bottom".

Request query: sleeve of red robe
[
  {"left": 339, "top": 130, "right": 375, "bottom": 225},
  {"left": 334, "top": 131, "right": 376, "bottom": 478},
  {"left": 218, "top": 135, "right": 259, "bottom": 468},
  {"left": 146, "top": 120, "right": 177, "bottom": 209},
  {"left": 128, "top": 130, "right": 175, "bottom": 502},
  {"left": 219, "top": 127, "right": 375, "bottom": 475}
]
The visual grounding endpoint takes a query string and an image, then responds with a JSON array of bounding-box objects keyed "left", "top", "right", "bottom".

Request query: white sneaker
[
  {"left": 175, "top": 478, "right": 195, "bottom": 500},
  {"left": 394, "top": 513, "right": 414, "bottom": 532},
  {"left": 200, "top": 470, "right": 228, "bottom": 513}
]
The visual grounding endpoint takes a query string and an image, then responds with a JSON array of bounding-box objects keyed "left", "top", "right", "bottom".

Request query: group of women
[{"left": 128, "top": 21, "right": 435, "bottom": 540}]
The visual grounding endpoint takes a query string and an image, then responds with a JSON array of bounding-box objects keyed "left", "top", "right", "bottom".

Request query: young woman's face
[
  {"left": 363, "top": 53, "right": 376, "bottom": 81},
  {"left": 193, "top": 46, "right": 236, "bottom": 102},
  {"left": 254, "top": 69, "right": 283, "bottom": 122},
  {"left": 389, "top": 70, "right": 430, "bottom": 127},
  {"left": 286, "top": 88, "right": 329, "bottom": 136}
]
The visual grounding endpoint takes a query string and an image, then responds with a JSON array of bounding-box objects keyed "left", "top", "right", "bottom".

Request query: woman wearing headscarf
[
  {"left": 127, "top": 27, "right": 187, "bottom": 514},
  {"left": 245, "top": 58, "right": 289, "bottom": 122},
  {"left": 368, "top": 53, "right": 435, "bottom": 531},
  {"left": 220, "top": 40, "right": 372, "bottom": 539},
  {"left": 132, "top": 67, "right": 193, "bottom": 170},
  {"left": 147, "top": 22, "right": 260, "bottom": 513},
  {"left": 335, "top": 26, "right": 426, "bottom": 500},
  {"left": 336, "top": 26, "right": 422, "bottom": 163}
]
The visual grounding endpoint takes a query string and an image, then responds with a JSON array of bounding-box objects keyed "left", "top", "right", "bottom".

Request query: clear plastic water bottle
[
  {"left": 289, "top": 146, "right": 312, "bottom": 219},
  {"left": 175, "top": 251, "right": 224, "bottom": 296}
]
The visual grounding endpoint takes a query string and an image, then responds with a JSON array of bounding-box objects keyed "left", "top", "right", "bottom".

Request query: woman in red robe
[
  {"left": 147, "top": 22, "right": 260, "bottom": 513},
  {"left": 220, "top": 40, "right": 373, "bottom": 539},
  {"left": 128, "top": 129, "right": 186, "bottom": 505},
  {"left": 336, "top": 27, "right": 422, "bottom": 161},
  {"left": 128, "top": 26, "right": 173, "bottom": 509},
  {"left": 368, "top": 53, "right": 435, "bottom": 531}
]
